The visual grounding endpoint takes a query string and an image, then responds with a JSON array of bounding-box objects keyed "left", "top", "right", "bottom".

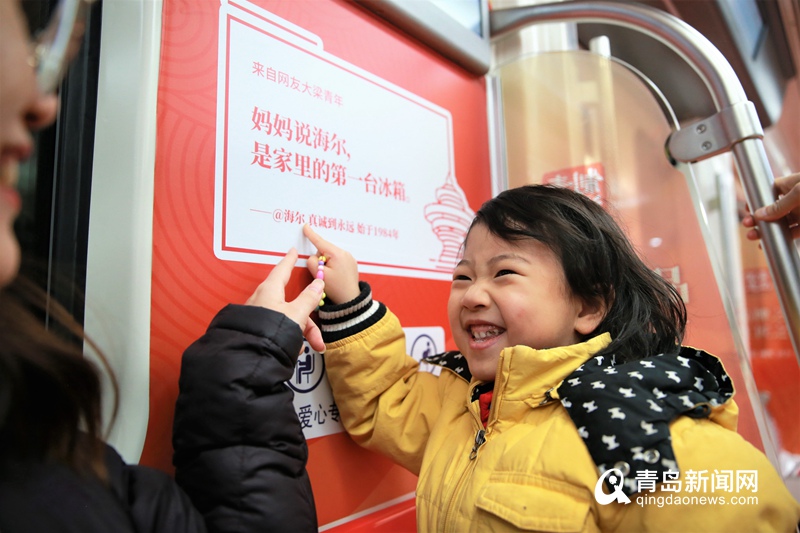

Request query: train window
[
  {"left": 430, "top": 0, "right": 485, "bottom": 38},
  {"left": 15, "top": 0, "right": 102, "bottom": 326},
  {"left": 719, "top": 0, "right": 766, "bottom": 61},
  {"left": 354, "top": 0, "right": 490, "bottom": 74}
]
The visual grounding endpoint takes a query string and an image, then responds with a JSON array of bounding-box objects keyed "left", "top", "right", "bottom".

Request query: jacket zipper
[
  {"left": 442, "top": 386, "right": 488, "bottom": 532},
  {"left": 441, "top": 428, "right": 485, "bottom": 532},
  {"left": 469, "top": 429, "right": 486, "bottom": 460},
  {"left": 540, "top": 387, "right": 556, "bottom": 405}
]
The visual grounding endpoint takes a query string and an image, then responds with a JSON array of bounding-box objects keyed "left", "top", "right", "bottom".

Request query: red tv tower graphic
[{"left": 424, "top": 174, "right": 474, "bottom": 271}]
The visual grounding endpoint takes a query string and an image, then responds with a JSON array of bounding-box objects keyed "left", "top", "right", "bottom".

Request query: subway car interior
[{"left": 13, "top": 0, "right": 800, "bottom": 530}]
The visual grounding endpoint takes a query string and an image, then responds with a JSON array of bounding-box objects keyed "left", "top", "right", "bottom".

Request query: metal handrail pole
[
  {"left": 734, "top": 139, "right": 800, "bottom": 349},
  {"left": 491, "top": 1, "right": 800, "bottom": 363}
]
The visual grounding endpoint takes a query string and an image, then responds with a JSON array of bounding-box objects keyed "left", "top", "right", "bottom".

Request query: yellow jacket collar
[{"left": 490, "top": 333, "right": 613, "bottom": 401}]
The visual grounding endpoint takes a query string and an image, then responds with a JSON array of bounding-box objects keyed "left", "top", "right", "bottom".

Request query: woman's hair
[
  {"left": 0, "top": 275, "right": 117, "bottom": 481},
  {"left": 470, "top": 184, "right": 686, "bottom": 363}
]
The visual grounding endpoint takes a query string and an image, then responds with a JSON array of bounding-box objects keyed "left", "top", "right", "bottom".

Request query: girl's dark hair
[
  {"left": 0, "top": 275, "right": 117, "bottom": 481},
  {"left": 471, "top": 184, "right": 686, "bottom": 363}
]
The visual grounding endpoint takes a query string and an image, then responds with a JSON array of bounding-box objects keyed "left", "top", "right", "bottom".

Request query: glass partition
[{"left": 492, "top": 50, "right": 778, "bottom": 464}]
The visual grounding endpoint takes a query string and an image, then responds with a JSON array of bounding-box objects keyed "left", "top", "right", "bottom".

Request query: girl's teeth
[{"left": 472, "top": 328, "right": 501, "bottom": 340}]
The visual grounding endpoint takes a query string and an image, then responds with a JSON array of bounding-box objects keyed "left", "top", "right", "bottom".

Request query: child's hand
[
  {"left": 246, "top": 248, "right": 325, "bottom": 352},
  {"left": 303, "top": 224, "right": 361, "bottom": 304}
]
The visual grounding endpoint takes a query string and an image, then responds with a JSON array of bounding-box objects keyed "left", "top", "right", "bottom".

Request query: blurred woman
[
  {"left": 0, "top": 0, "right": 206, "bottom": 529},
  {"left": 0, "top": 0, "right": 318, "bottom": 531}
]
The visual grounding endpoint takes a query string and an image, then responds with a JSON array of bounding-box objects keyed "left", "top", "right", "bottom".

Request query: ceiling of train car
[{"left": 576, "top": 0, "right": 799, "bottom": 127}]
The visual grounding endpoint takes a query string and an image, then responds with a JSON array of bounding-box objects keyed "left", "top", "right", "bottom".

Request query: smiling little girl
[{"left": 304, "top": 185, "right": 799, "bottom": 532}]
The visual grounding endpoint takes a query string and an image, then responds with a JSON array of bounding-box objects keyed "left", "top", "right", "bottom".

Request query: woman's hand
[
  {"left": 742, "top": 172, "right": 800, "bottom": 241},
  {"left": 303, "top": 224, "right": 361, "bottom": 304},
  {"left": 246, "top": 248, "right": 325, "bottom": 352}
]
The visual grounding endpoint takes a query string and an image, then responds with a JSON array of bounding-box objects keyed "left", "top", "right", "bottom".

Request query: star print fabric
[
  {"left": 423, "top": 351, "right": 472, "bottom": 381},
  {"left": 557, "top": 347, "right": 734, "bottom": 496}
]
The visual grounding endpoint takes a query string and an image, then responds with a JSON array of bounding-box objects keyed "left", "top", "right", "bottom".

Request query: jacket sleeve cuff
[
  {"left": 210, "top": 303, "right": 305, "bottom": 361},
  {"left": 318, "top": 281, "right": 386, "bottom": 343}
]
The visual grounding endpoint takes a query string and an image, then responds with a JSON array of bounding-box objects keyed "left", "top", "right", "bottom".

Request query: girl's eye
[
  {"left": 496, "top": 269, "right": 516, "bottom": 277},
  {"left": 453, "top": 274, "right": 471, "bottom": 282}
]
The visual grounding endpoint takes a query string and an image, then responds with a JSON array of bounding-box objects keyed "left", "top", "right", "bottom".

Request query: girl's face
[
  {"left": 448, "top": 223, "right": 605, "bottom": 382},
  {"left": 0, "top": 0, "right": 59, "bottom": 288}
]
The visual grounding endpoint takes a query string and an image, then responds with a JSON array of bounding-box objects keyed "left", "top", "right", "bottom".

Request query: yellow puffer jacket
[{"left": 323, "top": 307, "right": 800, "bottom": 532}]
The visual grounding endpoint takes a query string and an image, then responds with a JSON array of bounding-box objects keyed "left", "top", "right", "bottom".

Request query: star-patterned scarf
[{"left": 557, "top": 347, "right": 734, "bottom": 495}]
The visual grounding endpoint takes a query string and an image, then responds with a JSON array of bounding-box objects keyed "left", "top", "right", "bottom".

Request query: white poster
[{"left": 214, "top": 0, "right": 474, "bottom": 280}]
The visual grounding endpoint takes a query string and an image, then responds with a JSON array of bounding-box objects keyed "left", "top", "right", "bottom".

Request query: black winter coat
[
  {"left": 172, "top": 304, "right": 318, "bottom": 533},
  {"left": 0, "top": 444, "right": 206, "bottom": 533}
]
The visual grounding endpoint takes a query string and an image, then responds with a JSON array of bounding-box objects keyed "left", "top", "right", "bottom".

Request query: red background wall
[{"left": 144, "top": 0, "right": 491, "bottom": 529}]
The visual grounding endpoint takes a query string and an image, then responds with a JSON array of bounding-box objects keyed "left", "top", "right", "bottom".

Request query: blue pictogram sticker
[{"left": 288, "top": 342, "right": 326, "bottom": 393}]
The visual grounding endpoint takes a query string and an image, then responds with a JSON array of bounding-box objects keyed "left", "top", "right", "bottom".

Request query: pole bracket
[{"left": 667, "top": 101, "right": 763, "bottom": 163}]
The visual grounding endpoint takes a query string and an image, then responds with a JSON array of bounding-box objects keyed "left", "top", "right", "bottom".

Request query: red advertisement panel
[{"left": 145, "top": 0, "right": 490, "bottom": 529}]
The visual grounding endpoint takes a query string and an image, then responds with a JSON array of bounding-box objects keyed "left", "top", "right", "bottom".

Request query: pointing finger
[
  {"left": 246, "top": 248, "right": 298, "bottom": 307},
  {"left": 303, "top": 224, "right": 338, "bottom": 255},
  {"left": 264, "top": 247, "right": 299, "bottom": 289}
]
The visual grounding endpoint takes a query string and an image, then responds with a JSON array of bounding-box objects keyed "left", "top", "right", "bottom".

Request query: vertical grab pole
[{"left": 490, "top": 0, "right": 800, "bottom": 365}]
